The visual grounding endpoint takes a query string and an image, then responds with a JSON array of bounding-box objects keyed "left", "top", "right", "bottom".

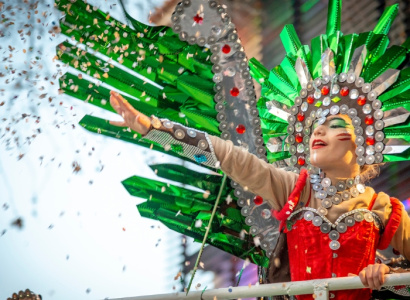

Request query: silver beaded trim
[
  {"left": 172, "top": 0, "right": 277, "bottom": 258},
  {"left": 287, "top": 207, "right": 383, "bottom": 250},
  {"left": 310, "top": 174, "right": 367, "bottom": 214},
  {"left": 141, "top": 126, "right": 219, "bottom": 168}
]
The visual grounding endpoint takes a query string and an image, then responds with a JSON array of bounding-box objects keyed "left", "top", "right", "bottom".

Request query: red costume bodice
[
  {"left": 273, "top": 170, "right": 403, "bottom": 300},
  {"left": 285, "top": 204, "right": 382, "bottom": 300}
]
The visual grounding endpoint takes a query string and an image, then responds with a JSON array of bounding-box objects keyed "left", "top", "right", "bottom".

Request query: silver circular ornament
[
  {"left": 320, "top": 223, "right": 331, "bottom": 233},
  {"left": 336, "top": 223, "right": 347, "bottom": 233},
  {"left": 349, "top": 89, "right": 359, "bottom": 99},
  {"left": 355, "top": 136, "right": 364, "bottom": 145},
  {"left": 330, "top": 105, "right": 340, "bottom": 115},
  {"left": 330, "top": 241, "right": 341, "bottom": 250},
  {"left": 332, "top": 194, "right": 342, "bottom": 204},
  {"left": 354, "top": 212, "right": 364, "bottom": 222},
  {"left": 332, "top": 84, "right": 340, "bottom": 94},
  {"left": 345, "top": 216, "right": 355, "bottom": 226},
  {"left": 362, "top": 104, "right": 372, "bottom": 114},
  {"left": 304, "top": 211, "right": 314, "bottom": 221},
  {"left": 362, "top": 83, "right": 372, "bottom": 93},
  {"left": 340, "top": 104, "right": 349, "bottom": 114},
  {"left": 347, "top": 73, "right": 356, "bottom": 83},
  {"left": 329, "top": 230, "right": 340, "bottom": 240},
  {"left": 338, "top": 73, "right": 347, "bottom": 82}
]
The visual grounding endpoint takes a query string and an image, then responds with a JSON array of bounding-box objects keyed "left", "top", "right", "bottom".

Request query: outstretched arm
[{"left": 109, "top": 91, "right": 309, "bottom": 210}]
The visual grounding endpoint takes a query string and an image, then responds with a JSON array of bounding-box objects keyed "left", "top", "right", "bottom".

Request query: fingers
[
  {"left": 109, "top": 120, "right": 127, "bottom": 127},
  {"left": 359, "top": 264, "right": 389, "bottom": 291},
  {"left": 359, "top": 269, "right": 368, "bottom": 287}
]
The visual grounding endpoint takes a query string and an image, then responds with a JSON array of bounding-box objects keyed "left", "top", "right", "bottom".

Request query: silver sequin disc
[
  {"left": 362, "top": 104, "right": 372, "bottom": 114},
  {"left": 356, "top": 184, "right": 366, "bottom": 194},
  {"left": 198, "top": 139, "right": 208, "bottom": 150},
  {"left": 332, "top": 194, "right": 342, "bottom": 205},
  {"left": 349, "top": 89, "right": 359, "bottom": 99},
  {"left": 330, "top": 105, "right": 340, "bottom": 115},
  {"left": 320, "top": 223, "right": 331, "bottom": 233},
  {"left": 336, "top": 223, "right": 347, "bottom": 233},
  {"left": 354, "top": 212, "right": 364, "bottom": 222},
  {"left": 313, "top": 216, "right": 323, "bottom": 226},
  {"left": 321, "top": 199, "right": 332, "bottom": 209},
  {"left": 332, "top": 84, "right": 340, "bottom": 94},
  {"left": 321, "top": 178, "right": 331, "bottom": 188},
  {"left": 175, "top": 129, "right": 185, "bottom": 139},
  {"left": 329, "top": 230, "right": 340, "bottom": 240},
  {"left": 163, "top": 120, "right": 174, "bottom": 129},
  {"left": 327, "top": 186, "right": 337, "bottom": 196},
  {"left": 318, "top": 207, "right": 328, "bottom": 216},
  {"left": 330, "top": 240, "right": 341, "bottom": 250},
  {"left": 345, "top": 216, "right": 355, "bottom": 227},
  {"left": 187, "top": 129, "right": 197, "bottom": 138},
  {"left": 364, "top": 212, "right": 374, "bottom": 222},
  {"left": 342, "top": 191, "right": 351, "bottom": 201},
  {"left": 304, "top": 211, "right": 314, "bottom": 221},
  {"left": 366, "top": 145, "right": 375, "bottom": 155},
  {"left": 350, "top": 187, "right": 359, "bottom": 198}
]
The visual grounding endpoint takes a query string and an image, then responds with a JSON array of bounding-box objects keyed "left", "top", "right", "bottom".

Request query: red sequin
[
  {"left": 307, "top": 95, "right": 314, "bottom": 104},
  {"left": 296, "top": 133, "right": 303, "bottom": 143},
  {"left": 365, "top": 115, "right": 374, "bottom": 125},
  {"left": 230, "top": 87, "right": 240, "bottom": 97},
  {"left": 298, "top": 156, "right": 305, "bottom": 165},
  {"left": 321, "top": 86, "right": 329, "bottom": 95},
  {"left": 366, "top": 136, "right": 375, "bottom": 145},
  {"left": 340, "top": 86, "right": 349, "bottom": 97},
  {"left": 253, "top": 195, "right": 263, "bottom": 205},
  {"left": 193, "top": 14, "right": 203, "bottom": 24},
  {"left": 222, "top": 44, "right": 231, "bottom": 54},
  {"left": 357, "top": 95, "right": 366, "bottom": 106},
  {"left": 297, "top": 112, "right": 305, "bottom": 122},
  {"left": 236, "top": 124, "right": 246, "bottom": 134}
]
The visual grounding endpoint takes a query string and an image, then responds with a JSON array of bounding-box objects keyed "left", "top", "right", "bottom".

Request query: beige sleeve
[{"left": 209, "top": 135, "right": 310, "bottom": 211}]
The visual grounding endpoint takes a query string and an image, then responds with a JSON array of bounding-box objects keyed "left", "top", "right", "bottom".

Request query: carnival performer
[
  {"left": 108, "top": 89, "right": 410, "bottom": 299},
  {"left": 54, "top": 0, "right": 410, "bottom": 298}
]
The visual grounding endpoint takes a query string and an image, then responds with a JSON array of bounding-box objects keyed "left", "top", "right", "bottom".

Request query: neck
[{"left": 322, "top": 165, "right": 361, "bottom": 185}]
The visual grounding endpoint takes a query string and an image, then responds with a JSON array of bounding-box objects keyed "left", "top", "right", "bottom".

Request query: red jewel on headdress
[
  {"left": 357, "top": 95, "right": 366, "bottom": 106},
  {"left": 340, "top": 86, "right": 349, "bottom": 96},
  {"left": 307, "top": 94, "right": 314, "bottom": 104},
  {"left": 193, "top": 14, "right": 203, "bottom": 24},
  {"left": 297, "top": 112, "right": 305, "bottom": 122},
  {"left": 253, "top": 195, "right": 263, "bottom": 205},
  {"left": 222, "top": 44, "right": 231, "bottom": 54},
  {"left": 230, "top": 87, "right": 240, "bottom": 97},
  {"left": 236, "top": 124, "right": 246, "bottom": 134},
  {"left": 297, "top": 156, "right": 305, "bottom": 165},
  {"left": 321, "top": 86, "right": 329, "bottom": 95},
  {"left": 365, "top": 115, "right": 374, "bottom": 125},
  {"left": 296, "top": 133, "right": 303, "bottom": 143},
  {"left": 366, "top": 136, "right": 375, "bottom": 145}
]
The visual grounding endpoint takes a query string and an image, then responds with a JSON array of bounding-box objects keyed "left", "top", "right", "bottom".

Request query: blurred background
[{"left": 0, "top": 0, "right": 409, "bottom": 299}]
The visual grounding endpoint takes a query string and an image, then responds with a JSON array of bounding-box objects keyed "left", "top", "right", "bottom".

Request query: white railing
[{"left": 107, "top": 273, "right": 410, "bottom": 300}]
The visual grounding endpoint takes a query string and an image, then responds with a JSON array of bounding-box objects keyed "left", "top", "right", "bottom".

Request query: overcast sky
[{"left": 0, "top": 0, "right": 215, "bottom": 299}]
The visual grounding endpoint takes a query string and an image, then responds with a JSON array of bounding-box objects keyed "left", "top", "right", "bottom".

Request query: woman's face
[{"left": 309, "top": 114, "right": 357, "bottom": 171}]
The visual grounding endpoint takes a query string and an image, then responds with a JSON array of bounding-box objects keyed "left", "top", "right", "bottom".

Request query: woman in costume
[
  {"left": 108, "top": 78, "right": 410, "bottom": 300},
  {"left": 55, "top": 0, "right": 410, "bottom": 298}
]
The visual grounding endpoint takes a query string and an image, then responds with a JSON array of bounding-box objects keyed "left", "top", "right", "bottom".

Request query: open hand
[
  {"left": 109, "top": 90, "right": 151, "bottom": 135},
  {"left": 349, "top": 263, "right": 390, "bottom": 290}
]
